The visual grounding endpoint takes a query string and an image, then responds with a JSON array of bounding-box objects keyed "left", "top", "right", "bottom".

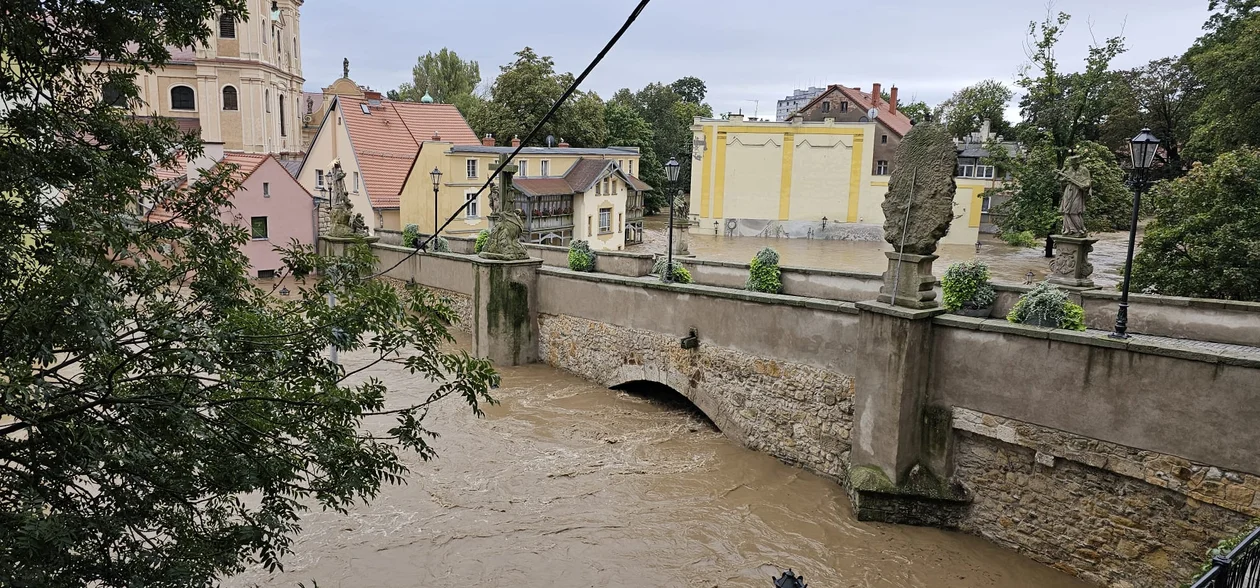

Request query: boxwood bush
[
  {"left": 403, "top": 224, "right": 421, "bottom": 248},
  {"left": 474, "top": 229, "right": 490, "bottom": 254},
  {"left": 652, "top": 257, "right": 692, "bottom": 284},
  {"left": 568, "top": 239, "right": 596, "bottom": 272},
  {"left": 746, "top": 247, "right": 782, "bottom": 293},
  {"left": 942, "top": 260, "right": 996, "bottom": 311}
]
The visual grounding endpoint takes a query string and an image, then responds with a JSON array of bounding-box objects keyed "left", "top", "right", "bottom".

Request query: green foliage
[
  {"left": 942, "top": 261, "right": 996, "bottom": 311},
  {"left": 1183, "top": 520, "right": 1260, "bottom": 588},
  {"left": 1000, "top": 230, "right": 1039, "bottom": 248},
  {"left": 433, "top": 236, "right": 451, "bottom": 253},
  {"left": 1131, "top": 148, "right": 1260, "bottom": 301},
  {"left": 1100, "top": 58, "right": 1199, "bottom": 174},
  {"left": 1006, "top": 282, "right": 1086, "bottom": 330},
  {"left": 403, "top": 223, "right": 421, "bottom": 248},
  {"left": 652, "top": 257, "right": 693, "bottom": 284},
  {"left": 745, "top": 247, "right": 782, "bottom": 294},
  {"left": 991, "top": 140, "right": 1132, "bottom": 237},
  {"left": 474, "top": 229, "right": 490, "bottom": 254},
  {"left": 468, "top": 48, "right": 607, "bottom": 148},
  {"left": 391, "top": 48, "right": 481, "bottom": 105},
  {"left": 608, "top": 80, "right": 714, "bottom": 212},
  {"left": 0, "top": 4, "right": 499, "bottom": 585},
  {"left": 1074, "top": 141, "right": 1137, "bottom": 232},
  {"left": 938, "top": 79, "right": 1014, "bottom": 139},
  {"left": 897, "top": 100, "right": 934, "bottom": 125},
  {"left": 567, "top": 239, "right": 596, "bottom": 272},
  {"left": 1185, "top": 8, "right": 1260, "bottom": 161}
]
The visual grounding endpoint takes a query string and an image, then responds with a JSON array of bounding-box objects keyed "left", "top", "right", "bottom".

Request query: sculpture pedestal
[
  {"left": 1048, "top": 235, "right": 1098, "bottom": 289},
  {"left": 878, "top": 252, "right": 939, "bottom": 310},
  {"left": 670, "top": 224, "right": 690, "bottom": 256}
]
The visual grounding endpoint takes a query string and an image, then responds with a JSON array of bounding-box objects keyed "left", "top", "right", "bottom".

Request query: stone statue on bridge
[
  {"left": 479, "top": 155, "right": 529, "bottom": 260},
  {"left": 326, "top": 160, "right": 363, "bottom": 237},
  {"left": 1055, "top": 153, "right": 1092, "bottom": 237},
  {"left": 877, "top": 122, "right": 958, "bottom": 309},
  {"left": 1048, "top": 152, "right": 1098, "bottom": 288}
]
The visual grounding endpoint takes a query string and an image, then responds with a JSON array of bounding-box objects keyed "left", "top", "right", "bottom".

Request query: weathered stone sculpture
[
  {"left": 326, "top": 161, "right": 363, "bottom": 237},
  {"left": 479, "top": 157, "right": 529, "bottom": 260},
  {"left": 877, "top": 123, "right": 958, "bottom": 309},
  {"left": 1049, "top": 153, "right": 1098, "bottom": 288}
]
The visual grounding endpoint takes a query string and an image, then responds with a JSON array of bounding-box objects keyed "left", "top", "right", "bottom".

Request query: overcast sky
[{"left": 300, "top": 0, "right": 1213, "bottom": 120}]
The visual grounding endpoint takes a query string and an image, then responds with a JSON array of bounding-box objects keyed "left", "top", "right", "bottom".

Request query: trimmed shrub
[
  {"left": 1006, "top": 282, "right": 1086, "bottom": 331},
  {"left": 999, "top": 230, "right": 1037, "bottom": 248},
  {"left": 746, "top": 247, "right": 782, "bottom": 293},
  {"left": 474, "top": 229, "right": 490, "bottom": 254},
  {"left": 652, "top": 257, "right": 693, "bottom": 284},
  {"left": 403, "top": 224, "right": 421, "bottom": 248},
  {"left": 568, "top": 239, "right": 596, "bottom": 272},
  {"left": 433, "top": 236, "right": 450, "bottom": 253},
  {"left": 942, "top": 260, "right": 996, "bottom": 311}
]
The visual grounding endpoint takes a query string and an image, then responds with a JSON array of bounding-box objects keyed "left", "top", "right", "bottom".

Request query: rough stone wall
[
  {"left": 538, "top": 313, "right": 855, "bottom": 481},
  {"left": 379, "top": 277, "right": 473, "bottom": 334},
  {"left": 954, "top": 409, "right": 1256, "bottom": 588}
]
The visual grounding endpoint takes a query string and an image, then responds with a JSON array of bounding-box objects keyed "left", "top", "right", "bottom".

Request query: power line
[{"left": 373, "top": 0, "right": 653, "bottom": 278}]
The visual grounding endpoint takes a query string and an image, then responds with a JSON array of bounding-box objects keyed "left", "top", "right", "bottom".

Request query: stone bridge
[{"left": 350, "top": 236, "right": 1260, "bottom": 588}]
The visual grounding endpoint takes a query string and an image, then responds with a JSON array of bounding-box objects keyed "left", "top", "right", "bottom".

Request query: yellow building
[
  {"left": 399, "top": 138, "right": 651, "bottom": 251},
  {"left": 689, "top": 112, "right": 986, "bottom": 246},
  {"left": 91, "top": 0, "right": 306, "bottom": 157}
]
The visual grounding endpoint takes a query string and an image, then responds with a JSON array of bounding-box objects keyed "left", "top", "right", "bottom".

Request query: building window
[
  {"left": 466, "top": 159, "right": 478, "bottom": 179},
  {"left": 598, "top": 208, "right": 612, "bottom": 234},
  {"left": 876, "top": 160, "right": 889, "bottom": 175},
  {"left": 279, "top": 95, "right": 286, "bottom": 136},
  {"left": 262, "top": 182, "right": 270, "bottom": 198},
  {"left": 587, "top": 215, "right": 593, "bottom": 236},
  {"left": 466, "top": 192, "right": 479, "bottom": 218},
  {"left": 257, "top": 269, "right": 276, "bottom": 279},
  {"left": 821, "top": 101, "right": 831, "bottom": 113},
  {"left": 618, "top": 212, "right": 623, "bottom": 232},
  {"left": 265, "top": 89, "right": 270, "bottom": 113},
  {"left": 352, "top": 172, "right": 359, "bottom": 192},
  {"left": 219, "top": 14, "right": 236, "bottom": 38},
  {"left": 840, "top": 101, "right": 849, "bottom": 112},
  {"left": 102, "top": 83, "right": 127, "bottom": 107},
  {"left": 981, "top": 194, "right": 992, "bottom": 212},
  {"left": 518, "top": 160, "right": 527, "bottom": 178},
  {"left": 170, "top": 86, "right": 195, "bottom": 111},
  {"left": 628, "top": 160, "right": 633, "bottom": 175},
  {"left": 881, "top": 134, "right": 888, "bottom": 144},
  {"left": 222, "top": 86, "right": 238, "bottom": 111},
  {"left": 315, "top": 169, "right": 324, "bottom": 188},
  {"left": 250, "top": 216, "right": 268, "bottom": 240},
  {"left": 540, "top": 160, "right": 550, "bottom": 177}
]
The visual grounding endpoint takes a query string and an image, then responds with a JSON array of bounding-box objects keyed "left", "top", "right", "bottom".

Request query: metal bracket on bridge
[{"left": 680, "top": 328, "right": 699, "bottom": 350}]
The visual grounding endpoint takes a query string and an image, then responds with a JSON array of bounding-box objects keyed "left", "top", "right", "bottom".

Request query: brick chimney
[
  {"left": 432, "top": 131, "right": 441, "bottom": 141},
  {"left": 511, "top": 135, "right": 521, "bottom": 148},
  {"left": 889, "top": 86, "right": 899, "bottom": 115},
  {"left": 363, "top": 89, "right": 382, "bottom": 107},
  {"left": 558, "top": 138, "right": 569, "bottom": 148},
  {"left": 481, "top": 134, "right": 495, "bottom": 147},
  {"left": 871, "top": 83, "right": 882, "bottom": 107}
]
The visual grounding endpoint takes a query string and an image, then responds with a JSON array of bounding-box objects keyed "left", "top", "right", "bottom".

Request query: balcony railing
[{"left": 1190, "top": 526, "right": 1260, "bottom": 588}]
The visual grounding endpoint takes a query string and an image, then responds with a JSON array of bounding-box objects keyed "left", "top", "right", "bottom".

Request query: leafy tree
[
  {"left": 1184, "top": 5, "right": 1260, "bottom": 160},
  {"left": 472, "top": 47, "right": 607, "bottom": 148},
  {"left": 613, "top": 80, "right": 713, "bottom": 207},
  {"left": 990, "top": 140, "right": 1131, "bottom": 240},
  {"left": 391, "top": 48, "right": 481, "bottom": 104},
  {"left": 938, "top": 79, "right": 1015, "bottom": 139},
  {"left": 1131, "top": 147, "right": 1260, "bottom": 301},
  {"left": 897, "top": 100, "right": 933, "bottom": 125},
  {"left": 605, "top": 102, "right": 665, "bottom": 212},
  {"left": 670, "top": 76, "right": 707, "bottom": 104},
  {"left": 0, "top": 2, "right": 497, "bottom": 585},
  {"left": 1100, "top": 58, "right": 1200, "bottom": 175}
]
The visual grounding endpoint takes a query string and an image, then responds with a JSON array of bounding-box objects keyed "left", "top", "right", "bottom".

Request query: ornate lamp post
[
  {"left": 663, "top": 156, "right": 681, "bottom": 283},
  {"left": 430, "top": 167, "right": 443, "bottom": 238},
  {"left": 1110, "top": 128, "right": 1160, "bottom": 339}
]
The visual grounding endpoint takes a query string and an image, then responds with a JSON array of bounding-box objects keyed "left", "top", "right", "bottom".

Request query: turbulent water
[
  {"left": 227, "top": 345, "right": 1087, "bottom": 588},
  {"left": 633, "top": 217, "right": 1136, "bottom": 288}
]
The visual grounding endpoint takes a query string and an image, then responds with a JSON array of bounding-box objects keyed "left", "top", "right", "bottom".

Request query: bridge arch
[{"left": 602, "top": 362, "right": 748, "bottom": 443}]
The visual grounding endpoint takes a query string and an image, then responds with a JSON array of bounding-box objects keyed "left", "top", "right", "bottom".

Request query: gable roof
[
  {"left": 795, "top": 85, "right": 914, "bottom": 138},
  {"left": 143, "top": 152, "right": 309, "bottom": 224},
  {"left": 335, "top": 96, "right": 479, "bottom": 210},
  {"left": 512, "top": 158, "right": 652, "bottom": 197}
]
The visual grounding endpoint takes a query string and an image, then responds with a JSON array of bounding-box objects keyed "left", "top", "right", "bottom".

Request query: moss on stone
[
  {"left": 486, "top": 265, "right": 530, "bottom": 365},
  {"left": 848, "top": 463, "right": 969, "bottom": 502}
]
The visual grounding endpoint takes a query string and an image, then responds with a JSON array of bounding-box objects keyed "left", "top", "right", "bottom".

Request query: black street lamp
[
  {"left": 1110, "top": 128, "right": 1160, "bottom": 339},
  {"left": 663, "top": 156, "right": 681, "bottom": 283},
  {"left": 430, "top": 167, "right": 443, "bottom": 239}
]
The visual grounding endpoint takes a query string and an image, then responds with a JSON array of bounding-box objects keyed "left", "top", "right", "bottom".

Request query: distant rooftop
[{"left": 449, "top": 145, "right": 641, "bottom": 156}]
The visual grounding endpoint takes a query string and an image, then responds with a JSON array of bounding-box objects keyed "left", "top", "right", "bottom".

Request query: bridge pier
[
  {"left": 848, "top": 301, "right": 969, "bottom": 526},
  {"left": 470, "top": 257, "right": 543, "bottom": 366}
]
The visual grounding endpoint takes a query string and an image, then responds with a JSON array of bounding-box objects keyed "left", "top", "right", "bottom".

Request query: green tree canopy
[
  {"left": 938, "top": 79, "right": 1014, "bottom": 139},
  {"left": 991, "top": 140, "right": 1132, "bottom": 239},
  {"left": 391, "top": 48, "right": 481, "bottom": 104},
  {"left": 670, "top": 76, "right": 707, "bottom": 104},
  {"left": 1184, "top": 5, "right": 1260, "bottom": 160},
  {"left": 1131, "top": 147, "right": 1260, "bottom": 300},
  {"left": 469, "top": 47, "right": 607, "bottom": 148},
  {"left": 1099, "top": 58, "right": 1200, "bottom": 173},
  {"left": 609, "top": 80, "right": 714, "bottom": 212},
  {"left": 0, "top": 2, "right": 497, "bottom": 585}
]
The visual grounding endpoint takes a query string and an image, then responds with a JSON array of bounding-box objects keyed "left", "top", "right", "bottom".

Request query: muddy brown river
[{"left": 228, "top": 343, "right": 1088, "bottom": 588}]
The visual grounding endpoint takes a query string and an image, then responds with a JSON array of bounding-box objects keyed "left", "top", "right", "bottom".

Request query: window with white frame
[
  {"left": 466, "top": 191, "right": 479, "bottom": 218},
  {"left": 540, "top": 160, "right": 550, "bottom": 177},
  {"left": 875, "top": 160, "right": 889, "bottom": 175},
  {"left": 315, "top": 169, "right": 324, "bottom": 187},
  {"left": 466, "top": 159, "right": 478, "bottom": 178},
  {"left": 170, "top": 86, "right": 195, "bottom": 111},
  {"left": 353, "top": 172, "right": 359, "bottom": 192},
  {"left": 262, "top": 182, "right": 270, "bottom": 198},
  {"left": 518, "top": 160, "right": 527, "bottom": 178},
  {"left": 598, "top": 208, "right": 612, "bottom": 234},
  {"left": 628, "top": 160, "right": 633, "bottom": 175}
]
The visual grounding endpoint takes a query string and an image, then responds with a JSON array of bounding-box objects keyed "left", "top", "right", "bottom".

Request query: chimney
[
  {"left": 728, "top": 112, "right": 745, "bottom": 122},
  {"left": 511, "top": 135, "right": 521, "bottom": 148},
  {"left": 482, "top": 134, "right": 495, "bottom": 147},
  {"left": 889, "top": 86, "right": 899, "bottom": 115},
  {"left": 432, "top": 130, "right": 441, "bottom": 141},
  {"left": 363, "top": 89, "right": 382, "bottom": 107},
  {"left": 871, "top": 83, "right": 882, "bottom": 107},
  {"left": 186, "top": 142, "right": 224, "bottom": 185},
  {"left": 558, "top": 138, "right": 569, "bottom": 148}
]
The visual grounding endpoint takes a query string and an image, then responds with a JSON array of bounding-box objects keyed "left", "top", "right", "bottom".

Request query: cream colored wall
[
  {"left": 297, "top": 101, "right": 378, "bottom": 231},
  {"left": 581, "top": 177, "right": 628, "bottom": 251},
  {"left": 787, "top": 134, "right": 854, "bottom": 221},
  {"left": 722, "top": 133, "right": 784, "bottom": 222}
]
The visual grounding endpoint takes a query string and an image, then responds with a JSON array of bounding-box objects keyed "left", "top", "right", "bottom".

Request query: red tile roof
[
  {"left": 795, "top": 85, "right": 914, "bottom": 138},
  {"left": 511, "top": 158, "right": 653, "bottom": 197},
  {"left": 143, "top": 152, "right": 299, "bottom": 224},
  {"left": 512, "top": 178, "right": 577, "bottom": 197},
  {"left": 338, "top": 97, "right": 479, "bottom": 210}
]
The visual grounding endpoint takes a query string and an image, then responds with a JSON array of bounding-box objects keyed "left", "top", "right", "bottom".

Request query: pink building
[{"left": 147, "top": 144, "right": 317, "bottom": 278}]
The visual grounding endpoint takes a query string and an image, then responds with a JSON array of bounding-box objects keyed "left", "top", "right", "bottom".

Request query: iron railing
[{"left": 1191, "top": 526, "right": 1260, "bottom": 588}]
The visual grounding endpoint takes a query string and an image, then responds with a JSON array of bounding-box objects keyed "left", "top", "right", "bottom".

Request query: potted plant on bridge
[
  {"left": 746, "top": 247, "right": 782, "bottom": 294},
  {"left": 568, "top": 239, "right": 596, "bottom": 272},
  {"left": 942, "top": 260, "right": 996, "bottom": 317},
  {"left": 1006, "top": 282, "right": 1087, "bottom": 330}
]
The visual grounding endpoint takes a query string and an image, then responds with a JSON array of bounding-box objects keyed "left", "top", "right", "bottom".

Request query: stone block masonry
[
  {"left": 537, "top": 313, "right": 855, "bottom": 481},
  {"left": 955, "top": 409, "right": 1256, "bottom": 587},
  {"left": 380, "top": 278, "right": 473, "bottom": 334}
]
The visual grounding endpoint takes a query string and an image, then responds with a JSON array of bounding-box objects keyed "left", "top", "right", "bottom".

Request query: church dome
[{"left": 421, "top": 92, "right": 435, "bottom": 104}]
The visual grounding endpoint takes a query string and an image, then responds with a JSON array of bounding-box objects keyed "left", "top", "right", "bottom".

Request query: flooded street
[
  {"left": 633, "top": 217, "right": 1136, "bottom": 288},
  {"left": 228, "top": 344, "right": 1088, "bottom": 588}
]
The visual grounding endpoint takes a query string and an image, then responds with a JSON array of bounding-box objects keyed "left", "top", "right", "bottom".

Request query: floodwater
[
  {"left": 227, "top": 343, "right": 1088, "bottom": 588},
  {"left": 634, "top": 217, "right": 1136, "bottom": 288}
]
